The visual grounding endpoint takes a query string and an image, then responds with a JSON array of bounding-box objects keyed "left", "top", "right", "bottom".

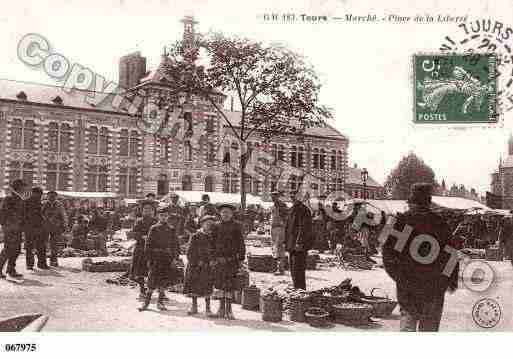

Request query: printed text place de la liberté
[{"left": 344, "top": 14, "right": 468, "bottom": 23}]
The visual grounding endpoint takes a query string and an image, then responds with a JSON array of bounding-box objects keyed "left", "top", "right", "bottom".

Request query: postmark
[
  {"left": 472, "top": 298, "right": 502, "bottom": 328},
  {"left": 413, "top": 53, "right": 497, "bottom": 124},
  {"left": 440, "top": 19, "right": 513, "bottom": 114}
]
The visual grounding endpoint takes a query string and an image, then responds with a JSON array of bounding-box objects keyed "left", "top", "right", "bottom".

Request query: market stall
[{"left": 161, "top": 190, "right": 264, "bottom": 206}]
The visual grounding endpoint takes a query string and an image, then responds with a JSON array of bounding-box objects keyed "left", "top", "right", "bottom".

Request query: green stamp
[{"left": 414, "top": 53, "right": 497, "bottom": 124}]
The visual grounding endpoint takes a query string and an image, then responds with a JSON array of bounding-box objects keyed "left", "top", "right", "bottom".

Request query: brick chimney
[{"left": 118, "top": 51, "right": 147, "bottom": 90}]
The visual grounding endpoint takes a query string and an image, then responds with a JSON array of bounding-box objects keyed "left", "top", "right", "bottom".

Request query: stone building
[
  {"left": 0, "top": 17, "right": 350, "bottom": 199},
  {"left": 344, "top": 164, "right": 384, "bottom": 199},
  {"left": 491, "top": 134, "right": 513, "bottom": 209}
]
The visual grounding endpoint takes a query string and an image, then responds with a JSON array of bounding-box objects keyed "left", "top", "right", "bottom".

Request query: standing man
[
  {"left": 285, "top": 190, "right": 313, "bottom": 290},
  {"left": 24, "top": 187, "right": 48, "bottom": 270},
  {"left": 0, "top": 179, "right": 27, "bottom": 279},
  {"left": 382, "top": 183, "right": 458, "bottom": 332},
  {"left": 130, "top": 199, "right": 157, "bottom": 300},
  {"left": 168, "top": 192, "right": 185, "bottom": 237},
  {"left": 270, "top": 191, "right": 288, "bottom": 275},
  {"left": 42, "top": 191, "right": 68, "bottom": 267}
]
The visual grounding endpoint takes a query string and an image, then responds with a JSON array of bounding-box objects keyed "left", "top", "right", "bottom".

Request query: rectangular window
[
  {"left": 23, "top": 120, "right": 36, "bottom": 150},
  {"left": 88, "top": 128, "right": 98, "bottom": 154},
  {"left": 11, "top": 119, "right": 23, "bottom": 149},
  {"left": 99, "top": 127, "right": 109, "bottom": 155},
  {"left": 118, "top": 167, "right": 128, "bottom": 195},
  {"left": 129, "top": 131, "right": 138, "bottom": 156}
]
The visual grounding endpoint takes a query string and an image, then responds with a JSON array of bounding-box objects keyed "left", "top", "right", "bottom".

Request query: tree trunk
[{"left": 240, "top": 152, "right": 247, "bottom": 210}]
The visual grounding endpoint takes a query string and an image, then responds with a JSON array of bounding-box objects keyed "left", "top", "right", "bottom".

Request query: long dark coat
[
  {"left": 183, "top": 230, "right": 214, "bottom": 297},
  {"left": 285, "top": 201, "right": 313, "bottom": 252},
  {"left": 130, "top": 216, "right": 157, "bottom": 281},
  {"left": 382, "top": 206, "right": 458, "bottom": 319},
  {"left": 145, "top": 222, "right": 180, "bottom": 290},
  {"left": 211, "top": 220, "right": 245, "bottom": 292}
]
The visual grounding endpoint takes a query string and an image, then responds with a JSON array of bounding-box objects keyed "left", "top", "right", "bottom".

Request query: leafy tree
[
  {"left": 384, "top": 152, "right": 438, "bottom": 200},
  {"left": 147, "top": 32, "right": 332, "bottom": 208}
]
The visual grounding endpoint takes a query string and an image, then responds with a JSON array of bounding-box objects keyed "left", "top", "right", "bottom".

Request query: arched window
[
  {"left": 278, "top": 145, "right": 285, "bottom": 162},
  {"left": 48, "top": 122, "right": 72, "bottom": 153},
  {"left": 88, "top": 127, "right": 98, "bottom": 154},
  {"left": 99, "top": 127, "right": 109, "bottom": 155},
  {"left": 157, "top": 173, "right": 169, "bottom": 196},
  {"left": 298, "top": 146, "right": 304, "bottom": 168},
  {"left": 119, "top": 167, "right": 138, "bottom": 195},
  {"left": 60, "top": 124, "right": 71, "bottom": 152},
  {"left": 184, "top": 141, "right": 192, "bottom": 162},
  {"left": 207, "top": 142, "right": 215, "bottom": 162},
  {"left": 119, "top": 129, "right": 129, "bottom": 156},
  {"left": 291, "top": 146, "right": 297, "bottom": 168},
  {"left": 8, "top": 162, "right": 34, "bottom": 187},
  {"left": 11, "top": 119, "right": 36, "bottom": 150},
  {"left": 182, "top": 174, "right": 192, "bottom": 191},
  {"left": 86, "top": 165, "right": 109, "bottom": 192},
  {"left": 46, "top": 163, "right": 71, "bottom": 191},
  {"left": 129, "top": 130, "right": 139, "bottom": 156},
  {"left": 23, "top": 120, "right": 36, "bottom": 150},
  {"left": 331, "top": 150, "right": 337, "bottom": 171},
  {"left": 204, "top": 176, "right": 214, "bottom": 192},
  {"left": 313, "top": 148, "right": 320, "bottom": 169}
]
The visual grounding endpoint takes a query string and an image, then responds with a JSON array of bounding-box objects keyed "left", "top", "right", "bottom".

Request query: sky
[{"left": 1, "top": 0, "right": 513, "bottom": 195}]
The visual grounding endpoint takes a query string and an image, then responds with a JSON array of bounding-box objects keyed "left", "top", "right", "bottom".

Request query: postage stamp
[{"left": 413, "top": 53, "right": 498, "bottom": 124}]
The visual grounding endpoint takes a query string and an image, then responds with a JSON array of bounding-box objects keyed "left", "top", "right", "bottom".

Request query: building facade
[
  {"left": 0, "top": 17, "right": 349, "bottom": 199},
  {"left": 491, "top": 134, "right": 513, "bottom": 209},
  {"left": 344, "top": 164, "right": 384, "bottom": 199}
]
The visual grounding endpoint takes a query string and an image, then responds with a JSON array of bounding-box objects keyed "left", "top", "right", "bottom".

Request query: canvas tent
[
  {"left": 431, "top": 196, "right": 490, "bottom": 211},
  {"left": 161, "top": 191, "right": 264, "bottom": 206},
  {"left": 55, "top": 191, "right": 118, "bottom": 199}
]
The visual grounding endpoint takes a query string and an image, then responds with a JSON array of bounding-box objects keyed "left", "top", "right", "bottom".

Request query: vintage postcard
[{"left": 1, "top": 0, "right": 513, "bottom": 357}]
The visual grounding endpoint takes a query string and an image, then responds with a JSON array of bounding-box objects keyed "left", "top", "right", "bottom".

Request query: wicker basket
[
  {"left": 309, "top": 293, "right": 348, "bottom": 315},
  {"left": 305, "top": 307, "right": 330, "bottom": 328},
  {"left": 288, "top": 297, "right": 311, "bottom": 322},
  {"left": 359, "top": 288, "right": 397, "bottom": 318},
  {"left": 332, "top": 303, "right": 373, "bottom": 324},
  {"left": 242, "top": 286, "right": 261, "bottom": 310},
  {"left": 247, "top": 254, "right": 276, "bottom": 273},
  {"left": 260, "top": 297, "right": 283, "bottom": 322}
]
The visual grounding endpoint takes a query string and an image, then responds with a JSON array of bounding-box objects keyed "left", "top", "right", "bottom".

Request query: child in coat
[{"left": 183, "top": 215, "right": 217, "bottom": 316}]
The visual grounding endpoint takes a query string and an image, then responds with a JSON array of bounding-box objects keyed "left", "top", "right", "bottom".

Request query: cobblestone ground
[{"left": 1, "top": 252, "right": 512, "bottom": 331}]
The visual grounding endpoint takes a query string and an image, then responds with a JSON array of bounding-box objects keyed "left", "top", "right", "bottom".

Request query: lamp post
[{"left": 361, "top": 168, "right": 369, "bottom": 200}]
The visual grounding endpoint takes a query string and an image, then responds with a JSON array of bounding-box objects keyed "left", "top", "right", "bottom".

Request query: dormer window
[
  {"left": 16, "top": 91, "right": 27, "bottom": 101},
  {"left": 52, "top": 96, "right": 63, "bottom": 105}
]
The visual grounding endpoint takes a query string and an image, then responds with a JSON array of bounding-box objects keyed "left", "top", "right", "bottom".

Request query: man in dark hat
[
  {"left": 199, "top": 194, "right": 217, "bottom": 217},
  {"left": 285, "top": 189, "right": 313, "bottom": 290},
  {"left": 24, "top": 187, "right": 48, "bottom": 270},
  {"left": 42, "top": 190, "right": 68, "bottom": 267},
  {"left": 130, "top": 199, "right": 157, "bottom": 300},
  {"left": 270, "top": 191, "right": 288, "bottom": 275},
  {"left": 211, "top": 203, "right": 245, "bottom": 319},
  {"left": 0, "top": 179, "right": 27, "bottom": 279},
  {"left": 139, "top": 206, "right": 180, "bottom": 312},
  {"left": 382, "top": 183, "right": 458, "bottom": 331},
  {"left": 146, "top": 193, "right": 156, "bottom": 201}
]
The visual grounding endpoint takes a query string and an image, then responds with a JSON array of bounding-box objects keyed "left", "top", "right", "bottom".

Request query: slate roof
[
  {"left": 222, "top": 110, "right": 347, "bottom": 141},
  {"left": 0, "top": 79, "right": 128, "bottom": 114}
]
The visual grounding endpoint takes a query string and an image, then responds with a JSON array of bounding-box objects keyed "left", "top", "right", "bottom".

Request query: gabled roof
[
  {"left": 0, "top": 79, "right": 128, "bottom": 114},
  {"left": 346, "top": 166, "right": 382, "bottom": 187},
  {"left": 221, "top": 110, "right": 347, "bottom": 140}
]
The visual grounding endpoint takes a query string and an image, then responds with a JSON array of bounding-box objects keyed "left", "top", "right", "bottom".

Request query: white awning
[
  {"left": 431, "top": 196, "right": 490, "bottom": 210},
  {"left": 161, "top": 191, "right": 263, "bottom": 206},
  {"left": 55, "top": 191, "right": 119, "bottom": 199}
]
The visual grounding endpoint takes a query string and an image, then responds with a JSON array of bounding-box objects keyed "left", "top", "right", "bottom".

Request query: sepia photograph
[{"left": 1, "top": 0, "right": 513, "bottom": 357}]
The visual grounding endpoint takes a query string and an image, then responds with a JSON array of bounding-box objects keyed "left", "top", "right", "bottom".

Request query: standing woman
[
  {"left": 130, "top": 199, "right": 157, "bottom": 300},
  {"left": 211, "top": 203, "right": 245, "bottom": 320},
  {"left": 183, "top": 215, "right": 217, "bottom": 316},
  {"left": 139, "top": 206, "right": 180, "bottom": 311}
]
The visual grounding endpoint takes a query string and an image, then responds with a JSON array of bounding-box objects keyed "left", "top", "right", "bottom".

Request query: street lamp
[{"left": 361, "top": 168, "right": 369, "bottom": 200}]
